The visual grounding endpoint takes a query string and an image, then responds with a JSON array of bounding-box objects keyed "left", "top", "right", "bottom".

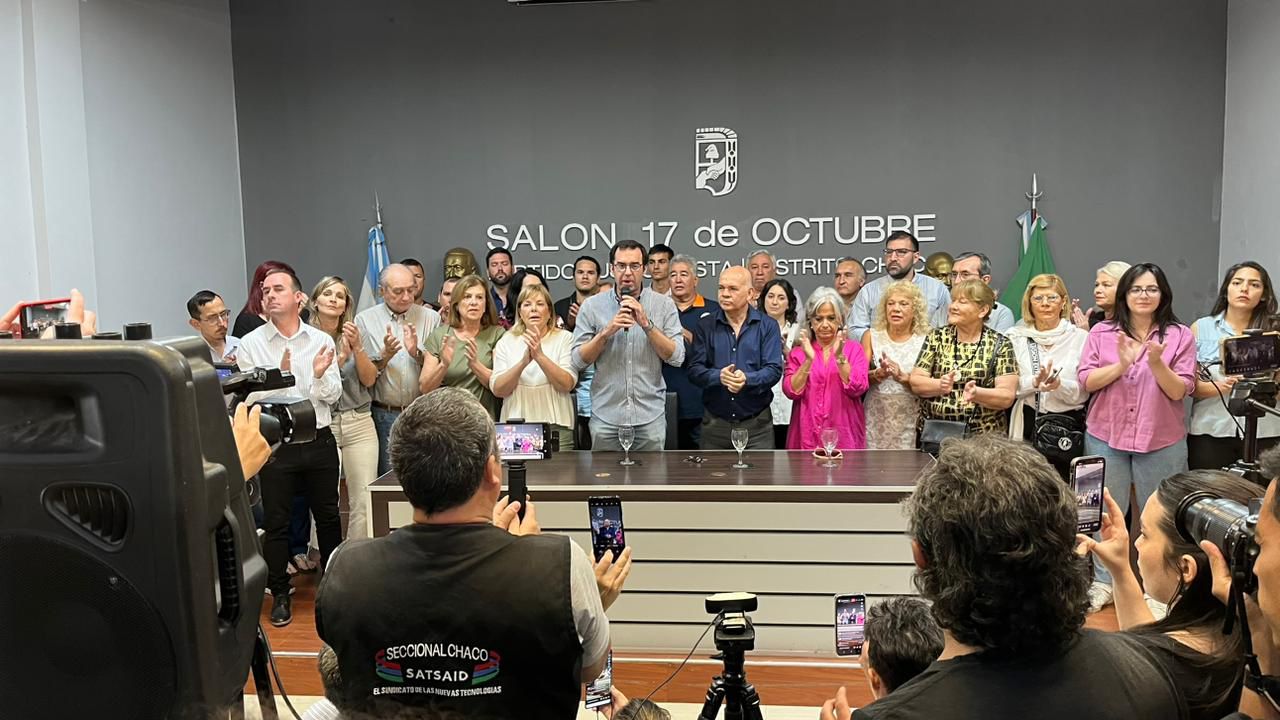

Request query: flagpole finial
[
  {"left": 374, "top": 191, "right": 383, "bottom": 227},
  {"left": 1025, "top": 173, "right": 1043, "bottom": 212}
]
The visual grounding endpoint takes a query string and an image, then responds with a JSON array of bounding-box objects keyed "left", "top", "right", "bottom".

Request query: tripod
[
  {"left": 696, "top": 617, "right": 765, "bottom": 720},
  {"left": 1226, "top": 379, "right": 1280, "bottom": 485}
]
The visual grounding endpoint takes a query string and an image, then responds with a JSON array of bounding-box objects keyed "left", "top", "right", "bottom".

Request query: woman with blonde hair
[
  {"left": 910, "top": 279, "right": 1018, "bottom": 438},
  {"left": 1006, "top": 274, "right": 1090, "bottom": 475},
  {"left": 307, "top": 276, "right": 378, "bottom": 539},
  {"left": 861, "top": 280, "right": 929, "bottom": 449},
  {"left": 419, "top": 274, "right": 505, "bottom": 417},
  {"left": 491, "top": 283, "right": 579, "bottom": 449},
  {"left": 1074, "top": 260, "right": 1131, "bottom": 330}
]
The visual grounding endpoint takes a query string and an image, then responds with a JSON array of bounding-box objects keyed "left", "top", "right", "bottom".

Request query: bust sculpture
[{"left": 443, "top": 248, "right": 480, "bottom": 281}]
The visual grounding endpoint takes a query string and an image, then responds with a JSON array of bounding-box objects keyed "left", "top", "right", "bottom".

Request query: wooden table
[{"left": 369, "top": 449, "right": 933, "bottom": 655}]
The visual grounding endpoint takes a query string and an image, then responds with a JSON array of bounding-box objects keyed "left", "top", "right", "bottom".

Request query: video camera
[
  {"left": 216, "top": 363, "right": 316, "bottom": 447},
  {"left": 697, "top": 592, "right": 764, "bottom": 720}
]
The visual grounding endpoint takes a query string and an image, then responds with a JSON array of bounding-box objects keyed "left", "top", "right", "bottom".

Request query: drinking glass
[
  {"left": 821, "top": 427, "right": 840, "bottom": 467},
  {"left": 618, "top": 425, "right": 636, "bottom": 466},
  {"left": 731, "top": 427, "right": 750, "bottom": 469}
]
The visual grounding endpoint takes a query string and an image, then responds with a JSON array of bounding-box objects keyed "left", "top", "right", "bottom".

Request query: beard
[{"left": 887, "top": 264, "right": 911, "bottom": 280}]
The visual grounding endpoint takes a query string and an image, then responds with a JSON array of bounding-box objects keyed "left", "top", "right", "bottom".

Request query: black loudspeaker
[{"left": 0, "top": 336, "right": 267, "bottom": 719}]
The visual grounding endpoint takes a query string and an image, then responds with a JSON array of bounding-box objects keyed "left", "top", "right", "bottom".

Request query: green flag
[{"left": 1000, "top": 210, "right": 1056, "bottom": 321}]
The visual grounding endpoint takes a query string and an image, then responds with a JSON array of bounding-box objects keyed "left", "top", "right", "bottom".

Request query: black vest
[{"left": 317, "top": 523, "right": 582, "bottom": 719}]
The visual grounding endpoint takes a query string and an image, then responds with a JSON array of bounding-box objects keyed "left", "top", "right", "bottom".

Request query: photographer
[
  {"left": 1077, "top": 471, "right": 1258, "bottom": 719},
  {"left": 316, "top": 387, "right": 632, "bottom": 720},
  {"left": 821, "top": 435, "right": 1185, "bottom": 720},
  {"left": 1203, "top": 446, "right": 1280, "bottom": 720}
]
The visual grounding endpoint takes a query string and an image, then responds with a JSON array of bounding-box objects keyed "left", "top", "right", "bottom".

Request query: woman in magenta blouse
[
  {"left": 784, "top": 287, "right": 871, "bottom": 451},
  {"left": 1077, "top": 262, "right": 1196, "bottom": 614}
]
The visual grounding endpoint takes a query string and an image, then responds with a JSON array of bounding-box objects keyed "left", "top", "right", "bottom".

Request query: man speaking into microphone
[{"left": 572, "top": 240, "right": 684, "bottom": 451}]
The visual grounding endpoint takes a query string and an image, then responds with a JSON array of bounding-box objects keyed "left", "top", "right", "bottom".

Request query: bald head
[
  {"left": 718, "top": 265, "right": 754, "bottom": 315},
  {"left": 381, "top": 263, "right": 417, "bottom": 312}
]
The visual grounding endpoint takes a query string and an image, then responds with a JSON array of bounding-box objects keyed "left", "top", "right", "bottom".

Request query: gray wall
[
  {"left": 232, "top": 0, "right": 1227, "bottom": 317},
  {"left": 1220, "top": 0, "right": 1280, "bottom": 283},
  {"left": 1, "top": 0, "right": 245, "bottom": 338}
]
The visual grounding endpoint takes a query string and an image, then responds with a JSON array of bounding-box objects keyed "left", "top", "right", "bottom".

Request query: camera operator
[
  {"left": 1203, "top": 446, "right": 1280, "bottom": 720},
  {"left": 237, "top": 268, "right": 342, "bottom": 627},
  {"left": 1078, "top": 471, "right": 1260, "bottom": 719},
  {"left": 316, "top": 387, "right": 632, "bottom": 720},
  {"left": 821, "top": 435, "right": 1186, "bottom": 720}
]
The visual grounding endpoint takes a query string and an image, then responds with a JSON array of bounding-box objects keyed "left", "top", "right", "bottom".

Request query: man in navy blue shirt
[
  {"left": 663, "top": 254, "right": 719, "bottom": 449},
  {"left": 689, "top": 266, "right": 783, "bottom": 450}
]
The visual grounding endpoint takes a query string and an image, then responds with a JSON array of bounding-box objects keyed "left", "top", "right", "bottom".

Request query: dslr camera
[
  {"left": 216, "top": 363, "right": 316, "bottom": 448},
  {"left": 1177, "top": 491, "right": 1261, "bottom": 596}
]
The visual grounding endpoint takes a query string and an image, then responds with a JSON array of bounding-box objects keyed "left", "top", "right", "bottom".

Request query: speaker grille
[
  {"left": 44, "top": 483, "right": 131, "bottom": 548},
  {"left": 0, "top": 533, "right": 176, "bottom": 720}
]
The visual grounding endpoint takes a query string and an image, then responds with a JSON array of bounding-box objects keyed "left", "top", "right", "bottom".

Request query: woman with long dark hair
[
  {"left": 502, "top": 268, "right": 548, "bottom": 328},
  {"left": 1078, "top": 470, "right": 1259, "bottom": 719},
  {"left": 759, "top": 278, "right": 800, "bottom": 449},
  {"left": 1078, "top": 262, "right": 1196, "bottom": 613},
  {"left": 1189, "top": 261, "right": 1280, "bottom": 470}
]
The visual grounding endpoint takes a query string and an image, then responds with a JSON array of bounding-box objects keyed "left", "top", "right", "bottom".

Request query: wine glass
[
  {"left": 618, "top": 425, "right": 636, "bottom": 466},
  {"left": 821, "top": 427, "right": 840, "bottom": 467},
  {"left": 731, "top": 427, "right": 750, "bottom": 469}
]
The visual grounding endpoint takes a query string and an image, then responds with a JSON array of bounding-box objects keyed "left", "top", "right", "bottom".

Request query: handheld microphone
[{"left": 619, "top": 285, "right": 636, "bottom": 333}]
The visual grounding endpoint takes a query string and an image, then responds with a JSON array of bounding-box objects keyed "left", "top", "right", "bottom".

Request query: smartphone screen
[
  {"left": 19, "top": 299, "right": 70, "bottom": 338},
  {"left": 835, "top": 594, "right": 866, "bottom": 656},
  {"left": 584, "top": 650, "right": 612, "bottom": 710},
  {"left": 1071, "top": 455, "right": 1107, "bottom": 534},
  {"left": 588, "top": 496, "right": 625, "bottom": 562},
  {"left": 495, "top": 422, "right": 549, "bottom": 461},
  {"left": 1222, "top": 332, "right": 1280, "bottom": 376}
]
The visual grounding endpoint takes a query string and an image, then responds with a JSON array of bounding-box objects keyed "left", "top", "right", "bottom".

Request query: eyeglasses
[
  {"left": 203, "top": 310, "right": 231, "bottom": 323},
  {"left": 385, "top": 286, "right": 415, "bottom": 297},
  {"left": 1128, "top": 286, "right": 1161, "bottom": 297},
  {"left": 1030, "top": 293, "right": 1062, "bottom": 304},
  {"left": 950, "top": 271, "right": 981, "bottom": 281},
  {"left": 884, "top": 248, "right": 914, "bottom": 257},
  {"left": 613, "top": 262, "right": 644, "bottom": 274}
]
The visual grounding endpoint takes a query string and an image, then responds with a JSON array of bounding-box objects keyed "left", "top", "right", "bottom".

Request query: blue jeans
[
  {"left": 371, "top": 406, "right": 402, "bottom": 477},
  {"left": 590, "top": 415, "right": 666, "bottom": 452},
  {"left": 1086, "top": 432, "right": 1188, "bottom": 586}
]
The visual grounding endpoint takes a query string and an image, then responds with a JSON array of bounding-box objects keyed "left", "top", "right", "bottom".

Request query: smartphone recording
[
  {"left": 1221, "top": 332, "right": 1280, "bottom": 376},
  {"left": 588, "top": 496, "right": 625, "bottom": 562},
  {"left": 584, "top": 651, "right": 612, "bottom": 710},
  {"left": 834, "top": 594, "right": 866, "bottom": 657},
  {"left": 1071, "top": 455, "right": 1106, "bottom": 534},
  {"left": 495, "top": 422, "right": 550, "bottom": 462}
]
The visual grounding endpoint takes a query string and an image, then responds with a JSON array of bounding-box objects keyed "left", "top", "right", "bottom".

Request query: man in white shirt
[
  {"left": 237, "top": 268, "right": 341, "bottom": 627},
  {"left": 186, "top": 290, "right": 240, "bottom": 362},
  {"left": 848, "top": 231, "right": 952, "bottom": 341},
  {"left": 951, "top": 252, "right": 1015, "bottom": 332},
  {"left": 355, "top": 264, "right": 441, "bottom": 475}
]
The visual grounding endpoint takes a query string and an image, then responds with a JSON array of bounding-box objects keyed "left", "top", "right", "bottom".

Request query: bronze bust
[
  {"left": 924, "top": 252, "right": 954, "bottom": 288},
  {"left": 443, "top": 248, "right": 480, "bottom": 281}
]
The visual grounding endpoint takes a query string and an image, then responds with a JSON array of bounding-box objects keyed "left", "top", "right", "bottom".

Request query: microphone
[{"left": 619, "top": 285, "right": 636, "bottom": 333}]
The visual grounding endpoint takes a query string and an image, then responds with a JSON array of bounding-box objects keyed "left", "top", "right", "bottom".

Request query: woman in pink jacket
[{"left": 784, "top": 287, "right": 870, "bottom": 451}]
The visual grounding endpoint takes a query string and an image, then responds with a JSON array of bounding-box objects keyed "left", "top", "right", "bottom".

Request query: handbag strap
[{"left": 1025, "top": 337, "right": 1043, "bottom": 415}]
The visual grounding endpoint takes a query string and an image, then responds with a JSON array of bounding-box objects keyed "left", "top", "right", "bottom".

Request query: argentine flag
[{"left": 357, "top": 223, "right": 391, "bottom": 314}]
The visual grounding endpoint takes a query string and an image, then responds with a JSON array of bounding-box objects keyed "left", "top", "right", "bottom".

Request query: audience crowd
[{"left": 13, "top": 234, "right": 1277, "bottom": 718}]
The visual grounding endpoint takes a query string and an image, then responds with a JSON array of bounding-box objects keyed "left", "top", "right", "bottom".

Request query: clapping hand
[
  {"left": 279, "top": 348, "right": 292, "bottom": 373},
  {"left": 880, "top": 353, "right": 905, "bottom": 383},
  {"left": 463, "top": 336, "right": 481, "bottom": 369},
  {"left": 312, "top": 346, "right": 335, "bottom": 378},
  {"left": 1070, "top": 298, "right": 1090, "bottom": 330},
  {"left": 1116, "top": 333, "right": 1142, "bottom": 368},
  {"left": 523, "top": 325, "right": 543, "bottom": 360},
  {"left": 938, "top": 370, "right": 958, "bottom": 394},
  {"left": 440, "top": 334, "right": 457, "bottom": 366},
  {"left": 382, "top": 324, "right": 403, "bottom": 359},
  {"left": 721, "top": 363, "right": 747, "bottom": 393},
  {"left": 403, "top": 323, "right": 420, "bottom": 360},
  {"left": 962, "top": 379, "right": 979, "bottom": 404},
  {"left": 1145, "top": 339, "right": 1167, "bottom": 368},
  {"left": 342, "top": 322, "right": 361, "bottom": 355},
  {"left": 800, "top": 332, "right": 816, "bottom": 361}
]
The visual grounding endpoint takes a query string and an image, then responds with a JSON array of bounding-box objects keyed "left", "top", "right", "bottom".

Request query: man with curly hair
[{"left": 820, "top": 435, "right": 1186, "bottom": 719}]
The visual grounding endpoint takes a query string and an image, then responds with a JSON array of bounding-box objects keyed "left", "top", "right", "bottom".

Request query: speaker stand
[{"left": 231, "top": 626, "right": 278, "bottom": 720}]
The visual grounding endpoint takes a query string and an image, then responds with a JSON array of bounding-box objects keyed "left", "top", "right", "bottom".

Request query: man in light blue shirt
[
  {"left": 848, "top": 231, "right": 952, "bottom": 341},
  {"left": 572, "top": 240, "right": 684, "bottom": 451},
  {"left": 951, "top": 252, "right": 1015, "bottom": 332}
]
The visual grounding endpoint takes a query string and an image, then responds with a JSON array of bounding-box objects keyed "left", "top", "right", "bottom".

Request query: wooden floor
[{"left": 252, "top": 571, "right": 1120, "bottom": 709}]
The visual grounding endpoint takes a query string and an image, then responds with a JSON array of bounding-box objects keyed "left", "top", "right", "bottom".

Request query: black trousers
[
  {"left": 1188, "top": 433, "right": 1280, "bottom": 473},
  {"left": 700, "top": 408, "right": 775, "bottom": 450},
  {"left": 259, "top": 427, "right": 342, "bottom": 594}
]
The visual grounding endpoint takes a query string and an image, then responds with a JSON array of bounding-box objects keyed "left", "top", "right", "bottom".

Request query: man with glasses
[
  {"left": 355, "top": 263, "right": 441, "bottom": 475},
  {"left": 187, "top": 290, "right": 239, "bottom": 362},
  {"left": 848, "top": 231, "right": 951, "bottom": 341},
  {"left": 950, "top": 252, "right": 1014, "bottom": 332},
  {"left": 572, "top": 240, "right": 684, "bottom": 451}
]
